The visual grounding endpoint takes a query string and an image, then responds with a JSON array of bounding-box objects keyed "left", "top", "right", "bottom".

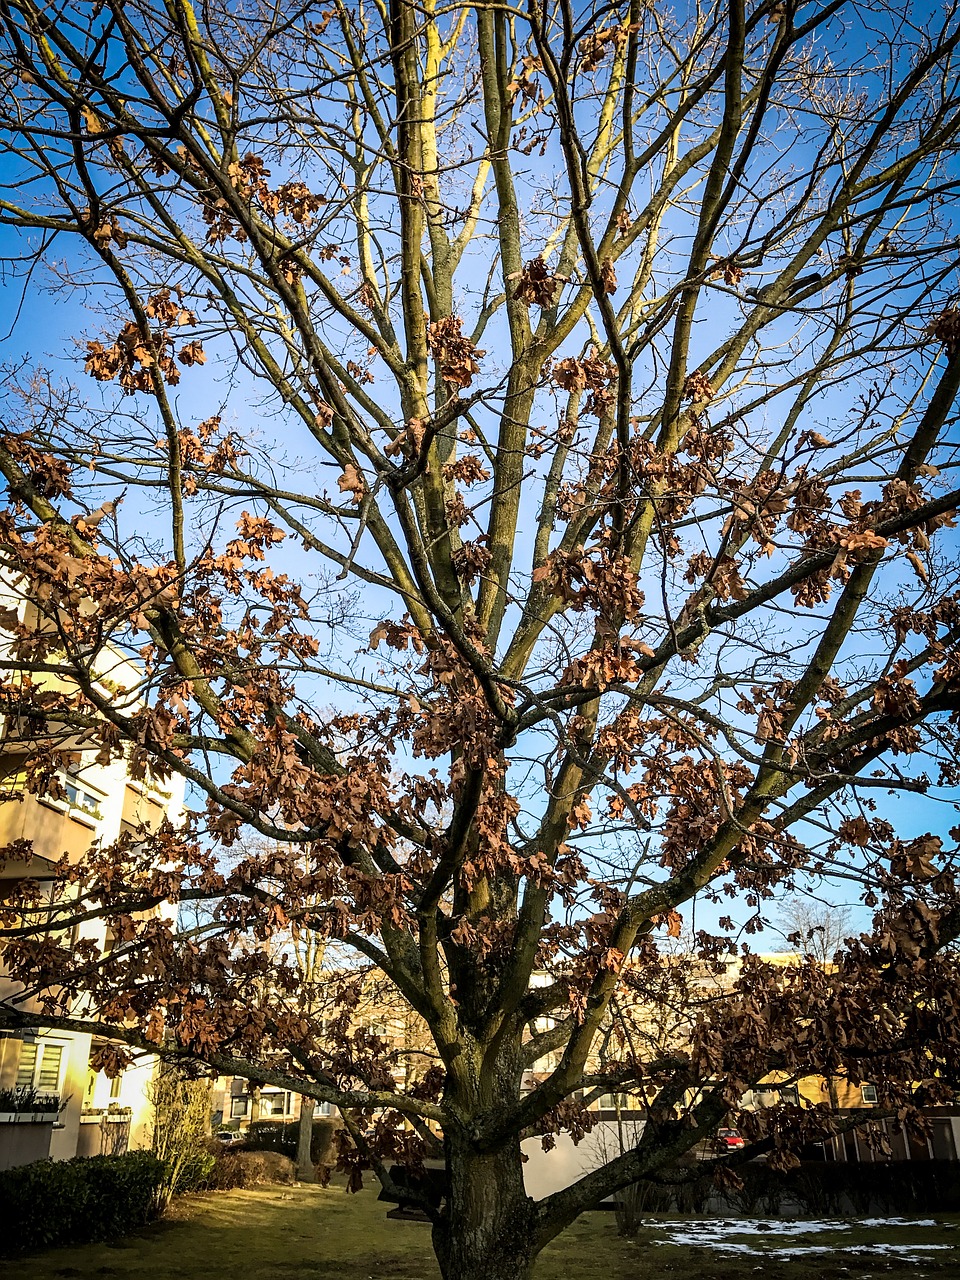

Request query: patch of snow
[
  {"left": 857, "top": 1245, "right": 952, "bottom": 1256},
  {"left": 654, "top": 1216, "right": 938, "bottom": 1239},
  {"left": 761, "top": 1246, "right": 952, "bottom": 1258},
  {"left": 858, "top": 1218, "right": 937, "bottom": 1228},
  {"left": 650, "top": 1217, "right": 956, "bottom": 1264}
]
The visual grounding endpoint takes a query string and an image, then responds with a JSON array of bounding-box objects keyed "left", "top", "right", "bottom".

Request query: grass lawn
[{"left": 11, "top": 1182, "right": 960, "bottom": 1280}]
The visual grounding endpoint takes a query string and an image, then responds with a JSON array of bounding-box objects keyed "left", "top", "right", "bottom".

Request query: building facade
[{"left": 0, "top": 588, "right": 183, "bottom": 1169}]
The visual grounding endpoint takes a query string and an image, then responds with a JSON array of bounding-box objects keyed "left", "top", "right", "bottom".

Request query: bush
[
  {"left": 149, "top": 1065, "right": 214, "bottom": 1210},
  {"left": 163, "top": 1147, "right": 217, "bottom": 1196},
  {"left": 0, "top": 1085, "right": 59, "bottom": 1114},
  {"left": 0, "top": 1151, "right": 165, "bottom": 1256},
  {"left": 245, "top": 1117, "right": 337, "bottom": 1168},
  {"left": 798, "top": 1160, "right": 960, "bottom": 1216},
  {"left": 231, "top": 1150, "right": 296, "bottom": 1185},
  {"left": 195, "top": 1148, "right": 248, "bottom": 1191}
]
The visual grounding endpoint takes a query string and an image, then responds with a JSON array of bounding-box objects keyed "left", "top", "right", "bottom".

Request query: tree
[
  {"left": 291, "top": 921, "right": 326, "bottom": 1184},
  {"left": 773, "top": 894, "right": 856, "bottom": 1109},
  {"left": 775, "top": 894, "right": 855, "bottom": 965},
  {"left": 149, "top": 1062, "right": 214, "bottom": 1211},
  {"left": 287, "top": 861, "right": 331, "bottom": 1183},
  {"left": 0, "top": 1, "right": 960, "bottom": 1276}
]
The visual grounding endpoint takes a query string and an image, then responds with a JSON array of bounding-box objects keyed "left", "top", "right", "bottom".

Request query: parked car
[
  {"left": 715, "top": 1128, "right": 746, "bottom": 1153},
  {"left": 214, "top": 1129, "right": 246, "bottom": 1147}
]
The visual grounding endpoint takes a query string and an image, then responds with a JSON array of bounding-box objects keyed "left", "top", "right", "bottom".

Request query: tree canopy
[{"left": 1, "top": 1, "right": 960, "bottom": 1275}]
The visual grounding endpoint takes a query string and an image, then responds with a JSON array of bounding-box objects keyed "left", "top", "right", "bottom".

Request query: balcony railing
[
  {"left": 80, "top": 1104, "right": 133, "bottom": 1122},
  {"left": 0, "top": 1085, "right": 60, "bottom": 1119}
]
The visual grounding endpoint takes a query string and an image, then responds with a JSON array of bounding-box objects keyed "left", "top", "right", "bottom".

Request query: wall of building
[
  {"left": 0, "top": 586, "right": 185, "bottom": 1167},
  {"left": 0, "top": 1117, "right": 55, "bottom": 1171},
  {"left": 521, "top": 1118, "right": 646, "bottom": 1201}
]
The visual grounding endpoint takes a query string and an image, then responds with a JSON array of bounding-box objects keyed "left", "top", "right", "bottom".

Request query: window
[
  {"left": 260, "top": 1091, "right": 291, "bottom": 1117},
  {"left": 16, "top": 1040, "right": 65, "bottom": 1094},
  {"left": 598, "top": 1092, "right": 636, "bottom": 1112},
  {"left": 757, "top": 1085, "right": 799, "bottom": 1107},
  {"left": 34, "top": 767, "right": 104, "bottom": 821},
  {"left": 61, "top": 775, "right": 103, "bottom": 821},
  {"left": 231, "top": 1095, "right": 249, "bottom": 1119},
  {"left": 37, "top": 1045, "right": 64, "bottom": 1092},
  {"left": 14, "top": 1042, "right": 37, "bottom": 1087},
  {"left": 861, "top": 1084, "right": 879, "bottom": 1105}
]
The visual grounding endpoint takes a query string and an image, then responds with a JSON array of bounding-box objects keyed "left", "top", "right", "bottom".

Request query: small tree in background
[
  {"left": 775, "top": 896, "right": 856, "bottom": 965},
  {"left": 149, "top": 1064, "right": 213, "bottom": 1211}
]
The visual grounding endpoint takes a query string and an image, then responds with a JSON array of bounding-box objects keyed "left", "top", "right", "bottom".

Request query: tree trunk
[
  {"left": 296, "top": 1096, "right": 316, "bottom": 1182},
  {"left": 433, "top": 1139, "right": 537, "bottom": 1280}
]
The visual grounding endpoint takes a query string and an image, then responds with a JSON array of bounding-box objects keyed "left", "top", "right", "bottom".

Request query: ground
[{"left": 12, "top": 1182, "right": 960, "bottom": 1279}]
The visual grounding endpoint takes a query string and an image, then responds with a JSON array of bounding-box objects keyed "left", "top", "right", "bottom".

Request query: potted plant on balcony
[{"left": 0, "top": 1086, "right": 60, "bottom": 1124}]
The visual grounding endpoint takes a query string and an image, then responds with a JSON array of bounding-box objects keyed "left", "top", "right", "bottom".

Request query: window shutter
[
  {"left": 15, "top": 1041, "right": 38, "bottom": 1087},
  {"left": 37, "top": 1044, "right": 64, "bottom": 1092}
]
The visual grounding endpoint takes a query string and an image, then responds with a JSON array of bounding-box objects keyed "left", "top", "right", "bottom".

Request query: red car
[{"left": 715, "top": 1128, "right": 746, "bottom": 1153}]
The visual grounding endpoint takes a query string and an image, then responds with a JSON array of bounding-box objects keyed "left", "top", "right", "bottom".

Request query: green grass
[{"left": 11, "top": 1182, "right": 960, "bottom": 1280}]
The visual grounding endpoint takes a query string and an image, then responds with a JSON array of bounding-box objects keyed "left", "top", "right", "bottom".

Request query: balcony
[
  {"left": 0, "top": 1085, "right": 60, "bottom": 1123},
  {"left": 0, "top": 1087, "right": 59, "bottom": 1171}
]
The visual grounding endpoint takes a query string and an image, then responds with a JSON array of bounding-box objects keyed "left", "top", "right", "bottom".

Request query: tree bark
[
  {"left": 433, "top": 1139, "right": 537, "bottom": 1280},
  {"left": 296, "top": 1096, "right": 316, "bottom": 1182}
]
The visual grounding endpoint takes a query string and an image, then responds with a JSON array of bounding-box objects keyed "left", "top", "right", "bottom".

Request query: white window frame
[
  {"left": 59, "top": 770, "right": 104, "bottom": 821},
  {"left": 16, "top": 1038, "right": 68, "bottom": 1096},
  {"left": 30, "top": 767, "right": 105, "bottom": 824},
  {"left": 260, "top": 1090, "right": 292, "bottom": 1117}
]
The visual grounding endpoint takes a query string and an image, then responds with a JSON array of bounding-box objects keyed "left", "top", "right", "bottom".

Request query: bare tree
[
  {"left": 0, "top": 2, "right": 959, "bottom": 1277},
  {"left": 149, "top": 1063, "right": 212, "bottom": 1211},
  {"left": 775, "top": 894, "right": 856, "bottom": 964},
  {"left": 291, "top": 927, "right": 326, "bottom": 1184}
]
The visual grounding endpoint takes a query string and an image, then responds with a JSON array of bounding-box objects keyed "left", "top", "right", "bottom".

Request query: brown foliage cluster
[
  {"left": 427, "top": 317, "right": 485, "bottom": 388},
  {"left": 84, "top": 291, "right": 204, "bottom": 392}
]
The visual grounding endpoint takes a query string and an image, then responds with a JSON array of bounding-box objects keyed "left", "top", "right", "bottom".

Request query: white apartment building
[{"left": 0, "top": 585, "right": 183, "bottom": 1169}]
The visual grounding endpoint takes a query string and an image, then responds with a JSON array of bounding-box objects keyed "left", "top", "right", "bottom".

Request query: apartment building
[
  {"left": 0, "top": 586, "right": 183, "bottom": 1170},
  {"left": 211, "top": 985, "right": 426, "bottom": 1132},
  {"left": 519, "top": 953, "right": 960, "bottom": 1195}
]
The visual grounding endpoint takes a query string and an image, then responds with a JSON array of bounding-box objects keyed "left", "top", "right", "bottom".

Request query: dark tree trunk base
[{"left": 433, "top": 1140, "right": 537, "bottom": 1280}]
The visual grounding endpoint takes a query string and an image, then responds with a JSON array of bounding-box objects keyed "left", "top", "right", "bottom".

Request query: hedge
[
  {"left": 731, "top": 1159, "right": 960, "bottom": 1217},
  {"left": 0, "top": 1150, "right": 165, "bottom": 1256},
  {"left": 245, "top": 1116, "right": 338, "bottom": 1167},
  {"left": 616, "top": 1159, "right": 960, "bottom": 1222}
]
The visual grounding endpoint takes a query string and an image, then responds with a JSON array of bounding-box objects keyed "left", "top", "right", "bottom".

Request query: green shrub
[
  {"left": 245, "top": 1116, "right": 337, "bottom": 1166},
  {"left": 0, "top": 1150, "right": 165, "bottom": 1256},
  {"left": 149, "top": 1065, "right": 214, "bottom": 1210},
  {"left": 0, "top": 1085, "right": 59, "bottom": 1114}
]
